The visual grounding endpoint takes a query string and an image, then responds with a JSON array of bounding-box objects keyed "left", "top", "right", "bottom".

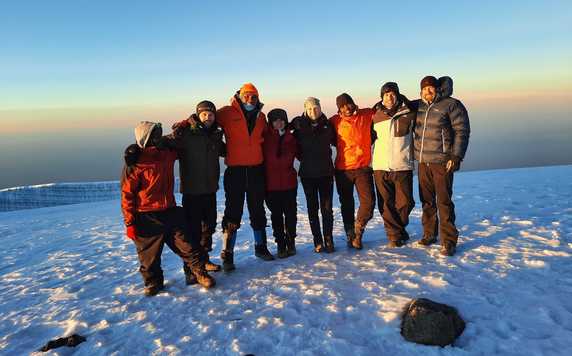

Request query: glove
[
  {"left": 446, "top": 155, "right": 462, "bottom": 172},
  {"left": 126, "top": 225, "right": 137, "bottom": 241},
  {"left": 124, "top": 144, "right": 141, "bottom": 166},
  {"left": 171, "top": 119, "right": 190, "bottom": 137}
]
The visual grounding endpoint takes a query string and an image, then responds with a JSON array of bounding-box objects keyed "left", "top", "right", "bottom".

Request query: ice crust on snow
[{"left": 0, "top": 165, "right": 571, "bottom": 354}]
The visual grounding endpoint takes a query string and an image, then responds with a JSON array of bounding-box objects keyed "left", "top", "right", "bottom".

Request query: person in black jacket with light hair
[
  {"left": 413, "top": 75, "right": 470, "bottom": 256},
  {"left": 291, "top": 97, "right": 336, "bottom": 253}
]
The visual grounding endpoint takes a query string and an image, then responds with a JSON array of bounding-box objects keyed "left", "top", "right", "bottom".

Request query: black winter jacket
[{"left": 291, "top": 114, "right": 335, "bottom": 178}]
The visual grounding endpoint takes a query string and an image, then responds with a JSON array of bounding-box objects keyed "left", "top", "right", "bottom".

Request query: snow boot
[
  {"left": 313, "top": 234, "right": 325, "bottom": 253},
  {"left": 440, "top": 242, "right": 456, "bottom": 256},
  {"left": 352, "top": 222, "right": 366, "bottom": 250},
  {"left": 254, "top": 230, "right": 275, "bottom": 261},
  {"left": 276, "top": 240, "right": 289, "bottom": 259},
  {"left": 418, "top": 235, "right": 437, "bottom": 246},
  {"left": 221, "top": 222, "right": 238, "bottom": 272},
  {"left": 183, "top": 264, "right": 198, "bottom": 285},
  {"left": 144, "top": 280, "right": 165, "bottom": 296},
  {"left": 286, "top": 235, "right": 296, "bottom": 256},
  {"left": 345, "top": 227, "right": 356, "bottom": 248},
  {"left": 192, "top": 268, "right": 216, "bottom": 289},
  {"left": 324, "top": 235, "right": 335, "bottom": 253},
  {"left": 204, "top": 257, "right": 221, "bottom": 272},
  {"left": 387, "top": 239, "right": 406, "bottom": 248}
]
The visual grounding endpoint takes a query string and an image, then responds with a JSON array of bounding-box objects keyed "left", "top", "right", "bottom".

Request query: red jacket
[
  {"left": 330, "top": 108, "right": 375, "bottom": 170},
  {"left": 263, "top": 128, "right": 298, "bottom": 191},
  {"left": 217, "top": 96, "right": 267, "bottom": 167},
  {"left": 121, "top": 147, "right": 178, "bottom": 226}
]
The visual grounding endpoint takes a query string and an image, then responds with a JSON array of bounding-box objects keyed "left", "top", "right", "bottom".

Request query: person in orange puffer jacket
[
  {"left": 330, "top": 93, "right": 376, "bottom": 250},
  {"left": 263, "top": 109, "right": 298, "bottom": 259},
  {"left": 121, "top": 121, "right": 215, "bottom": 295}
]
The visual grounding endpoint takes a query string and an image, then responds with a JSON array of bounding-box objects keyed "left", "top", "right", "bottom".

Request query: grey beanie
[{"left": 134, "top": 121, "right": 161, "bottom": 148}]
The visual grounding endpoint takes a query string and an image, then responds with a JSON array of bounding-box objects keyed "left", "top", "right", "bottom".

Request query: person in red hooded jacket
[
  {"left": 121, "top": 121, "right": 215, "bottom": 296},
  {"left": 263, "top": 109, "right": 298, "bottom": 258}
]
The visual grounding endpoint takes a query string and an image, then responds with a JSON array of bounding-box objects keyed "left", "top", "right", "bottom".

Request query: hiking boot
[
  {"left": 221, "top": 250, "right": 235, "bottom": 272},
  {"left": 184, "top": 265, "right": 198, "bottom": 285},
  {"left": 286, "top": 235, "right": 296, "bottom": 256},
  {"left": 324, "top": 235, "right": 335, "bottom": 253},
  {"left": 205, "top": 258, "right": 222, "bottom": 272},
  {"left": 192, "top": 268, "right": 216, "bottom": 289},
  {"left": 276, "top": 240, "right": 289, "bottom": 259},
  {"left": 144, "top": 282, "right": 164, "bottom": 296},
  {"left": 440, "top": 242, "right": 456, "bottom": 256},
  {"left": 255, "top": 245, "right": 275, "bottom": 261},
  {"left": 352, "top": 223, "right": 365, "bottom": 250},
  {"left": 314, "top": 243, "right": 324, "bottom": 253},
  {"left": 418, "top": 235, "right": 437, "bottom": 246},
  {"left": 346, "top": 228, "right": 356, "bottom": 248},
  {"left": 387, "top": 239, "right": 406, "bottom": 248}
]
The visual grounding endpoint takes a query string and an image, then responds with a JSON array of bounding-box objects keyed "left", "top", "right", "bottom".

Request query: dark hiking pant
[
  {"left": 182, "top": 193, "right": 217, "bottom": 252},
  {"left": 418, "top": 163, "right": 459, "bottom": 245},
  {"left": 222, "top": 165, "right": 267, "bottom": 232},
  {"left": 374, "top": 170, "right": 414, "bottom": 241},
  {"left": 301, "top": 176, "right": 334, "bottom": 246},
  {"left": 334, "top": 167, "right": 375, "bottom": 232},
  {"left": 265, "top": 188, "right": 297, "bottom": 244},
  {"left": 132, "top": 207, "right": 204, "bottom": 288}
]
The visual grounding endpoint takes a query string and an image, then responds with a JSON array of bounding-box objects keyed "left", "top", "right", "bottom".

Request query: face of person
[
  {"left": 306, "top": 105, "right": 322, "bottom": 120},
  {"left": 339, "top": 103, "right": 357, "bottom": 117},
  {"left": 421, "top": 86, "right": 437, "bottom": 104},
  {"left": 382, "top": 91, "right": 398, "bottom": 109},
  {"left": 272, "top": 119, "right": 286, "bottom": 130},
  {"left": 240, "top": 92, "right": 259, "bottom": 106},
  {"left": 198, "top": 111, "right": 215, "bottom": 127}
]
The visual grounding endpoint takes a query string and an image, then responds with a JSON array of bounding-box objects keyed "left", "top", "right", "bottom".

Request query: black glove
[
  {"left": 447, "top": 155, "right": 462, "bottom": 172},
  {"left": 124, "top": 144, "right": 141, "bottom": 166}
]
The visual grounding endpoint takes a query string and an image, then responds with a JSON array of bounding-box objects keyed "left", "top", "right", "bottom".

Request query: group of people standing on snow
[{"left": 120, "top": 76, "right": 470, "bottom": 296}]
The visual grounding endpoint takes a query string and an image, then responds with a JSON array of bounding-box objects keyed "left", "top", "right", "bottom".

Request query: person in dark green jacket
[{"left": 170, "top": 101, "right": 226, "bottom": 281}]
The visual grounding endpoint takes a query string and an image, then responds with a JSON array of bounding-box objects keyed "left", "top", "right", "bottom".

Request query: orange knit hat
[{"left": 239, "top": 83, "right": 259, "bottom": 97}]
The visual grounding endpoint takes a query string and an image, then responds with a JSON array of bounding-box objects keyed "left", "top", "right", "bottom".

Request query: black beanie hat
[
  {"left": 196, "top": 100, "right": 216, "bottom": 115},
  {"left": 336, "top": 93, "right": 355, "bottom": 109},
  {"left": 380, "top": 82, "right": 400, "bottom": 97},
  {"left": 267, "top": 108, "right": 288, "bottom": 124},
  {"left": 420, "top": 76, "right": 439, "bottom": 90}
]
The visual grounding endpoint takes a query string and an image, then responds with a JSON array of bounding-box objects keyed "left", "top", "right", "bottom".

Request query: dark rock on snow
[
  {"left": 39, "top": 333, "right": 86, "bottom": 352},
  {"left": 401, "top": 298, "right": 465, "bottom": 347}
]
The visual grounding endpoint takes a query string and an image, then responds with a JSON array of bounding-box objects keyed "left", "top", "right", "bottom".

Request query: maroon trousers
[
  {"left": 374, "top": 170, "right": 414, "bottom": 241},
  {"left": 418, "top": 163, "right": 459, "bottom": 245}
]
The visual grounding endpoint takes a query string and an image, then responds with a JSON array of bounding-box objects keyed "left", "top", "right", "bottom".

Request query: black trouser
[
  {"left": 222, "top": 165, "right": 267, "bottom": 231},
  {"left": 374, "top": 170, "right": 414, "bottom": 241},
  {"left": 335, "top": 168, "right": 375, "bottom": 232},
  {"left": 418, "top": 163, "right": 458, "bottom": 245},
  {"left": 265, "top": 188, "right": 297, "bottom": 244},
  {"left": 132, "top": 207, "right": 204, "bottom": 288},
  {"left": 301, "top": 176, "right": 334, "bottom": 246},
  {"left": 182, "top": 193, "right": 217, "bottom": 252}
]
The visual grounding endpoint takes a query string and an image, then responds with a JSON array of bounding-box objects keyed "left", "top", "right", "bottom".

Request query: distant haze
[{"left": 1, "top": 97, "right": 571, "bottom": 189}]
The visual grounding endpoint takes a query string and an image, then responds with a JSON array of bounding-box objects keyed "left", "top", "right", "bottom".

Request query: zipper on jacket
[{"left": 419, "top": 103, "right": 433, "bottom": 163}]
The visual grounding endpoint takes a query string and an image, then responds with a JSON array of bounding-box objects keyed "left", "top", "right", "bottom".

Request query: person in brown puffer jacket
[{"left": 121, "top": 121, "right": 215, "bottom": 296}]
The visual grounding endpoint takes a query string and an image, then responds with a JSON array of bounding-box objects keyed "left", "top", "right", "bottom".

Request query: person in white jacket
[{"left": 371, "top": 82, "right": 416, "bottom": 247}]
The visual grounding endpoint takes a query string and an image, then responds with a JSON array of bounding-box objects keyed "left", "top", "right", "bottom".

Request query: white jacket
[{"left": 371, "top": 100, "right": 415, "bottom": 171}]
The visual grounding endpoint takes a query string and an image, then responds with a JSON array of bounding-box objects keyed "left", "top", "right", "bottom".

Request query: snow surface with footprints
[{"left": 0, "top": 165, "right": 571, "bottom": 355}]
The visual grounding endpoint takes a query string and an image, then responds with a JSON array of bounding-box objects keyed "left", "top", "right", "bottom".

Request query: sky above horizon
[{"left": 0, "top": 0, "right": 571, "bottom": 188}]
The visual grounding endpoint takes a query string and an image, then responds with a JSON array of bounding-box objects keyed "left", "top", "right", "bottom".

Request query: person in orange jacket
[
  {"left": 121, "top": 121, "right": 215, "bottom": 296},
  {"left": 216, "top": 83, "right": 275, "bottom": 269},
  {"left": 330, "top": 93, "right": 376, "bottom": 250}
]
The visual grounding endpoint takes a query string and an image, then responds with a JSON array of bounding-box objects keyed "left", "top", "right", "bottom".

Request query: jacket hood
[
  {"left": 135, "top": 121, "right": 160, "bottom": 148},
  {"left": 439, "top": 76, "right": 453, "bottom": 98}
]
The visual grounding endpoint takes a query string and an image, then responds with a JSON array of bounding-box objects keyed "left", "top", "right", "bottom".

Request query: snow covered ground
[{"left": 0, "top": 165, "right": 571, "bottom": 355}]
